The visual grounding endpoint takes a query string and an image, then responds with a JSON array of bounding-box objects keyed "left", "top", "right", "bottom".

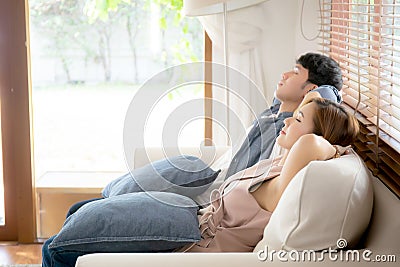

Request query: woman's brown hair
[{"left": 309, "top": 98, "right": 359, "bottom": 146}]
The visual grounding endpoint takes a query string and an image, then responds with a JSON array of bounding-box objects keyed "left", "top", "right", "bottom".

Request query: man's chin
[{"left": 274, "top": 93, "right": 282, "bottom": 102}]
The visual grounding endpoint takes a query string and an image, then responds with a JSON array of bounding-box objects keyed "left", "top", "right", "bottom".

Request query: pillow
[
  {"left": 194, "top": 147, "right": 232, "bottom": 207},
  {"left": 254, "top": 149, "right": 373, "bottom": 252},
  {"left": 49, "top": 191, "right": 200, "bottom": 252},
  {"left": 102, "top": 155, "right": 221, "bottom": 199}
]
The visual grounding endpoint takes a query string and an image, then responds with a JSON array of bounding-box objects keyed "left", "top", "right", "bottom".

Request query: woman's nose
[
  {"left": 284, "top": 117, "right": 292, "bottom": 125},
  {"left": 281, "top": 72, "right": 288, "bottom": 80}
]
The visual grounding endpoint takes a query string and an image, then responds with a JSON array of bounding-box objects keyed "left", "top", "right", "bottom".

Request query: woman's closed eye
[{"left": 295, "top": 111, "right": 304, "bottom": 122}]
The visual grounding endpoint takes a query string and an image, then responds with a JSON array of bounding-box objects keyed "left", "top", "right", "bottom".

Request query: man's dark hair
[{"left": 297, "top": 53, "right": 343, "bottom": 91}]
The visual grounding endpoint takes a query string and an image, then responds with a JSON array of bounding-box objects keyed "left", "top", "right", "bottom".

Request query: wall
[
  {"left": 294, "top": 0, "right": 320, "bottom": 56},
  {"left": 261, "top": 0, "right": 320, "bottom": 102},
  {"left": 210, "top": 0, "right": 320, "bottom": 103}
]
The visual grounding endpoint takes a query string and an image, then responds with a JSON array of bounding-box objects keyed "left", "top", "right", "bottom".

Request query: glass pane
[{"left": 28, "top": 0, "right": 203, "bottom": 238}]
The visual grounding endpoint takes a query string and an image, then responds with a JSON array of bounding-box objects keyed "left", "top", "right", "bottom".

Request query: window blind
[{"left": 320, "top": 0, "right": 400, "bottom": 197}]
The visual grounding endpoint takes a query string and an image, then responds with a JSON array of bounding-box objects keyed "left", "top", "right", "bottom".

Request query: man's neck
[{"left": 277, "top": 101, "right": 301, "bottom": 114}]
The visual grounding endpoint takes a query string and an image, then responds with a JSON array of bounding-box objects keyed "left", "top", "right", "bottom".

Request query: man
[{"left": 224, "top": 52, "right": 343, "bottom": 178}]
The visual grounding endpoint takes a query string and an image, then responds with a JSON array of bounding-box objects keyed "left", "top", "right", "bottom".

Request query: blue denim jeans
[{"left": 42, "top": 198, "right": 102, "bottom": 267}]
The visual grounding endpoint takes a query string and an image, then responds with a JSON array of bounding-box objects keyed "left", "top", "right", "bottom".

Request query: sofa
[{"left": 74, "top": 146, "right": 400, "bottom": 267}]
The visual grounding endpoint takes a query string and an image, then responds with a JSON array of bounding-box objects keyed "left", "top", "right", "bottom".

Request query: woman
[
  {"left": 181, "top": 97, "right": 359, "bottom": 252},
  {"left": 42, "top": 98, "right": 359, "bottom": 266}
]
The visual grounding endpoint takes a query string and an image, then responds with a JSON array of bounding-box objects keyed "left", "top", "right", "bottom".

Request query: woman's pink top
[{"left": 183, "top": 157, "right": 282, "bottom": 252}]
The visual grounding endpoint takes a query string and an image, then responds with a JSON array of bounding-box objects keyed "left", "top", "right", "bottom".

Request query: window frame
[{"left": 0, "top": 0, "right": 36, "bottom": 242}]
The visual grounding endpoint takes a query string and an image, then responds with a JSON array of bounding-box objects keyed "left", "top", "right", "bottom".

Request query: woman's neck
[{"left": 278, "top": 149, "right": 290, "bottom": 166}]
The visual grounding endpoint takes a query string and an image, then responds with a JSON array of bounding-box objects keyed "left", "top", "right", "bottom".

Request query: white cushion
[{"left": 254, "top": 149, "right": 373, "bottom": 252}]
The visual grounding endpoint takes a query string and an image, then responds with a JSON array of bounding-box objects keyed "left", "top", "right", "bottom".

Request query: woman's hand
[
  {"left": 333, "top": 144, "right": 352, "bottom": 157},
  {"left": 296, "top": 91, "right": 322, "bottom": 113}
]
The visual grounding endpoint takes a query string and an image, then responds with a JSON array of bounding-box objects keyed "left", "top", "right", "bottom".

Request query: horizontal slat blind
[{"left": 321, "top": 0, "right": 400, "bottom": 197}]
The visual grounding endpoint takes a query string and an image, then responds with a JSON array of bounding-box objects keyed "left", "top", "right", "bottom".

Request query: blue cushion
[
  {"left": 48, "top": 192, "right": 200, "bottom": 252},
  {"left": 102, "top": 155, "right": 220, "bottom": 199}
]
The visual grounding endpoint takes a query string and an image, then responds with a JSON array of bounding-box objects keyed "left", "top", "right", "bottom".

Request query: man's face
[{"left": 275, "top": 64, "right": 311, "bottom": 103}]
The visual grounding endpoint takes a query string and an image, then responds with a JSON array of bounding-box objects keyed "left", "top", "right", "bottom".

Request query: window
[
  {"left": 28, "top": 0, "right": 205, "bottom": 239},
  {"left": 321, "top": 0, "right": 400, "bottom": 196},
  {"left": 29, "top": 0, "right": 204, "bottom": 178}
]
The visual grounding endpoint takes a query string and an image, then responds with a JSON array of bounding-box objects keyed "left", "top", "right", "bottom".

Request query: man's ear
[
  {"left": 307, "top": 84, "right": 318, "bottom": 93},
  {"left": 301, "top": 83, "right": 318, "bottom": 98}
]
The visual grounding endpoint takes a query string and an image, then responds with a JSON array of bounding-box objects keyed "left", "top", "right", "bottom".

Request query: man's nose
[{"left": 282, "top": 72, "right": 290, "bottom": 80}]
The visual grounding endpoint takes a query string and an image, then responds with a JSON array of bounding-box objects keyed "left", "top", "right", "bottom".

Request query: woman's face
[{"left": 277, "top": 102, "right": 316, "bottom": 149}]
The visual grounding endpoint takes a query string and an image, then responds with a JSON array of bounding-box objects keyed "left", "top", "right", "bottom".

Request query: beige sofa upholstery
[
  {"left": 75, "top": 147, "right": 400, "bottom": 267},
  {"left": 75, "top": 252, "right": 395, "bottom": 267}
]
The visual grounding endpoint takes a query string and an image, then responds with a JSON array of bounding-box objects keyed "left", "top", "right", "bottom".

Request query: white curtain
[{"left": 198, "top": 2, "right": 271, "bottom": 147}]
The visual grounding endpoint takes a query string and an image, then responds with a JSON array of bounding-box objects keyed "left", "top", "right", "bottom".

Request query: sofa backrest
[
  {"left": 133, "top": 146, "right": 230, "bottom": 169},
  {"left": 360, "top": 177, "right": 400, "bottom": 254}
]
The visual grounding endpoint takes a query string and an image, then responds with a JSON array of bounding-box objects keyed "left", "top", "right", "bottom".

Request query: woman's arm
[{"left": 273, "top": 134, "right": 336, "bottom": 205}]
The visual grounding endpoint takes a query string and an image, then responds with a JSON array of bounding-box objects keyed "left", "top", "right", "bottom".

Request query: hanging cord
[{"left": 300, "top": 0, "right": 323, "bottom": 41}]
